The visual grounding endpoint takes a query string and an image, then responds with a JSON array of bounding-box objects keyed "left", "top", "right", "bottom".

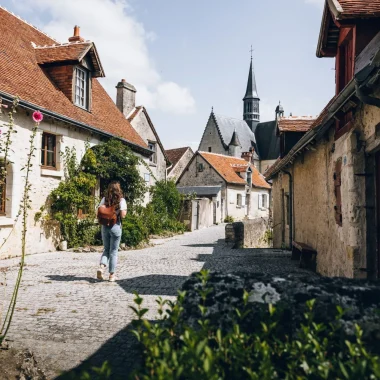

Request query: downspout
[
  {"left": 165, "top": 163, "right": 173, "bottom": 182},
  {"left": 282, "top": 170, "right": 293, "bottom": 249}
]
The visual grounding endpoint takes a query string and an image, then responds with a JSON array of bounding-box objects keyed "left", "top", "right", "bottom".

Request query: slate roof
[
  {"left": 0, "top": 7, "right": 147, "bottom": 151},
  {"left": 243, "top": 58, "right": 259, "bottom": 99},
  {"left": 165, "top": 147, "right": 191, "bottom": 168},
  {"left": 199, "top": 152, "right": 271, "bottom": 189},
  {"left": 278, "top": 117, "right": 316, "bottom": 133},
  {"left": 254, "top": 120, "right": 280, "bottom": 161},
  {"left": 177, "top": 186, "right": 221, "bottom": 197},
  {"left": 213, "top": 113, "right": 256, "bottom": 153}
]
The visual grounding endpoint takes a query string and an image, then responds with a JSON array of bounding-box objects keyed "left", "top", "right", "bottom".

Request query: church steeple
[{"left": 243, "top": 50, "right": 260, "bottom": 132}]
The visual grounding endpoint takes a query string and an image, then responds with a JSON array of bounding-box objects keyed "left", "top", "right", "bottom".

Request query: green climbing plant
[{"left": 0, "top": 107, "right": 41, "bottom": 345}]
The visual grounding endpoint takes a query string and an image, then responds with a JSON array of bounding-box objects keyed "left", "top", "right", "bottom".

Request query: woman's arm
[{"left": 120, "top": 210, "right": 127, "bottom": 219}]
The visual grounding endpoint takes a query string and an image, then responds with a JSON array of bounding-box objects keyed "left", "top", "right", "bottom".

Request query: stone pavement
[{"left": 0, "top": 225, "right": 315, "bottom": 378}]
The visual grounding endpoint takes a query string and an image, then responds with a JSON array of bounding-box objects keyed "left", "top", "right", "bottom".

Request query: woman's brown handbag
[{"left": 97, "top": 205, "right": 117, "bottom": 227}]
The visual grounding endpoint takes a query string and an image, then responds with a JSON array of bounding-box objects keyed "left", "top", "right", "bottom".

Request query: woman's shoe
[
  {"left": 97, "top": 266, "right": 105, "bottom": 280},
  {"left": 109, "top": 274, "right": 117, "bottom": 282}
]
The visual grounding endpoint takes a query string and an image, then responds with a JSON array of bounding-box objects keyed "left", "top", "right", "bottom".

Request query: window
[
  {"left": 208, "top": 147, "right": 212, "bottom": 152},
  {"left": 144, "top": 173, "right": 151, "bottom": 183},
  {"left": 197, "top": 163, "right": 204, "bottom": 172},
  {"left": 334, "top": 158, "right": 343, "bottom": 227},
  {"left": 148, "top": 142, "right": 157, "bottom": 164},
  {"left": 0, "top": 163, "right": 6, "bottom": 215},
  {"left": 74, "top": 67, "right": 88, "bottom": 108},
  {"left": 285, "top": 194, "right": 290, "bottom": 226},
  {"left": 41, "top": 133, "right": 56, "bottom": 168},
  {"left": 259, "top": 194, "right": 268, "bottom": 210},
  {"left": 237, "top": 194, "right": 242, "bottom": 207}
]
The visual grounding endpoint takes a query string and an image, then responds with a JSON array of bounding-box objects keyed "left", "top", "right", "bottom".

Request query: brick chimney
[
  {"left": 116, "top": 79, "right": 137, "bottom": 117},
  {"left": 241, "top": 151, "right": 253, "bottom": 162},
  {"left": 68, "top": 26, "right": 85, "bottom": 43}
]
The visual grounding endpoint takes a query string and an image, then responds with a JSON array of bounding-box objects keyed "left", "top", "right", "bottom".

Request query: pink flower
[{"left": 32, "top": 111, "right": 43, "bottom": 123}]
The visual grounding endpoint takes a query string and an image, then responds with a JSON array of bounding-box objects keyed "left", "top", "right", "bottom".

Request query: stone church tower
[{"left": 243, "top": 57, "right": 260, "bottom": 132}]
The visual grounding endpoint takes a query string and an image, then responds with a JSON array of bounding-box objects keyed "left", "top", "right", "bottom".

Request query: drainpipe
[
  {"left": 282, "top": 170, "right": 293, "bottom": 249},
  {"left": 165, "top": 163, "right": 173, "bottom": 182}
]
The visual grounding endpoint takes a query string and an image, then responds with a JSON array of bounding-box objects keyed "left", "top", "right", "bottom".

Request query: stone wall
[
  {"left": 231, "top": 218, "right": 271, "bottom": 248},
  {"left": 198, "top": 116, "right": 227, "bottom": 155},
  {"left": 130, "top": 109, "right": 167, "bottom": 184},
  {"left": 168, "top": 148, "right": 193, "bottom": 183},
  {"left": 271, "top": 97, "right": 380, "bottom": 278}
]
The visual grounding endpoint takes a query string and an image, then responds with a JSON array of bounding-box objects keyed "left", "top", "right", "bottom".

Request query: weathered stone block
[{"left": 231, "top": 218, "right": 270, "bottom": 248}]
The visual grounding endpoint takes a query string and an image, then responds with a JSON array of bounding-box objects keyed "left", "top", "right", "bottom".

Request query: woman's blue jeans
[{"left": 100, "top": 223, "right": 122, "bottom": 273}]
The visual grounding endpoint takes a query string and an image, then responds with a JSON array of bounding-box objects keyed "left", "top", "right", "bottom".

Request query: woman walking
[{"left": 97, "top": 181, "right": 127, "bottom": 282}]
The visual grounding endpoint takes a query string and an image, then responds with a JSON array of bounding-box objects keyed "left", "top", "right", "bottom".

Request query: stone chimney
[
  {"left": 241, "top": 152, "right": 253, "bottom": 163},
  {"left": 116, "top": 79, "right": 137, "bottom": 118},
  {"left": 68, "top": 26, "right": 85, "bottom": 43}
]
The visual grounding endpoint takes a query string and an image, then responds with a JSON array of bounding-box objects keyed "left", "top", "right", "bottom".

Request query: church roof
[
  {"left": 255, "top": 120, "right": 280, "bottom": 161},
  {"left": 213, "top": 113, "right": 256, "bottom": 153},
  {"left": 243, "top": 58, "right": 259, "bottom": 100},
  {"left": 199, "top": 152, "right": 270, "bottom": 189},
  {"left": 229, "top": 130, "right": 241, "bottom": 147}
]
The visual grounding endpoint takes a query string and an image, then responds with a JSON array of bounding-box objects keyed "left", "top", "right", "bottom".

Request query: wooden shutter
[{"left": 334, "top": 158, "right": 343, "bottom": 226}]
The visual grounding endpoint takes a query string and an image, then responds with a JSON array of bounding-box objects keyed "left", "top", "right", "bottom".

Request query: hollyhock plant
[{"left": 32, "top": 111, "right": 43, "bottom": 124}]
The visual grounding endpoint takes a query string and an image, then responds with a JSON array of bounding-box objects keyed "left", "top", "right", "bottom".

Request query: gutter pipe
[
  {"left": 282, "top": 170, "right": 293, "bottom": 249},
  {"left": 0, "top": 90, "right": 153, "bottom": 157}
]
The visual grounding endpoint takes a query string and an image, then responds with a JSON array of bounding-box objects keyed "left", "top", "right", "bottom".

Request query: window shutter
[
  {"left": 258, "top": 194, "right": 262, "bottom": 209},
  {"left": 334, "top": 158, "right": 343, "bottom": 226},
  {"left": 242, "top": 195, "right": 246, "bottom": 207}
]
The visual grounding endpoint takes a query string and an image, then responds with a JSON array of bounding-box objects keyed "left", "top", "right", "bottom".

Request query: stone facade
[
  {"left": 270, "top": 91, "right": 380, "bottom": 279},
  {"left": 129, "top": 108, "right": 167, "bottom": 198},
  {"left": 177, "top": 153, "right": 270, "bottom": 222},
  {"left": 167, "top": 148, "right": 194, "bottom": 183},
  {"left": 198, "top": 116, "right": 227, "bottom": 155}
]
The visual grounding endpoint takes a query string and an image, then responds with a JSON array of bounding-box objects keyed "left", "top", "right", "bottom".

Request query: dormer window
[{"left": 74, "top": 66, "right": 89, "bottom": 109}]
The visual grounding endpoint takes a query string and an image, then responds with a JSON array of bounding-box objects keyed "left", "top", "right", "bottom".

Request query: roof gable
[
  {"left": 317, "top": 0, "right": 380, "bottom": 57},
  {"left": 0, "top": 7, "right": 146, "bottom": 151},
  {"left": 199, "top": 152, "right": 270, "bottom": 189},
  {"left": 35, "top": 41, "right": 105, "bottom": 78},
  {"left": 255, "top": 120, "right": 280, "bottom": 160},
  {"left": 165, "top": 147, "right": 191, "bottom": 167}
]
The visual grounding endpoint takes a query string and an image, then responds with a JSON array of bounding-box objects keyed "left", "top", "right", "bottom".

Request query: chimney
[
  {"left": 116, "top": 79, "right": 137, "bottom": 118},
  {"left": 241, "top": 151, "right": 253, "bottom": 163},
  {"left": 68, "top": 25, "right": 85, "bottom": 43}
]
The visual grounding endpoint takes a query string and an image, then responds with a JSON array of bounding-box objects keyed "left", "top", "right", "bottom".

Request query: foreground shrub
[
  {"left": 128, "top": 271, "right": 380, "bottom": 380},
  {"left": 121, "top": 213, "right": 149, "bottom": 247}
]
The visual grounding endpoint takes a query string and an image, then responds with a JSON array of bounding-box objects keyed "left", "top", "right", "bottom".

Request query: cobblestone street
[{"left": 0, "top": 225, "right": 315, "bottom": 378}]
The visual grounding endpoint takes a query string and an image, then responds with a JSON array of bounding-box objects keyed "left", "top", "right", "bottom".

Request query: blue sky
[{"left": 2, "top": 0, "right": 334, "bottom": 150}]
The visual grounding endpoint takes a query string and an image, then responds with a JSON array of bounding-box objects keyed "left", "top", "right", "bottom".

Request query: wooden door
[{"left": 376, "top": 152, "right": 380, "bottom": 278}]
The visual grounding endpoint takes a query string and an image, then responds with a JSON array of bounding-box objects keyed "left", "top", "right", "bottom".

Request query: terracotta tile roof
[
  {"left": 0, "top": 7, "right": 147, "bottom": 150},
  {"left": 127, "top": 106, "right": 142, "bottom": 122},
  {"left": 336, "top": 0, "right": 380, "bottom": 19},
  {"left": 310, "top": 95, "right": 338, "bottom": 130},
  {"left": 35, "top": 42, "right": 92, "bottom": 64},
  {"left": 199, "top": 152, "right": 271, "bottom": 189},
  {"left": 165, "top": 147, "right": 190, "bottom": 167},
  {"left": 278, "top": 117, "right": 316, "bottom": 133}
]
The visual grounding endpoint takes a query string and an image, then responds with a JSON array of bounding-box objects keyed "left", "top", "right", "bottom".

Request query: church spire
[{"left": 243, "top": 49, "right": 260, "bottom": 132}]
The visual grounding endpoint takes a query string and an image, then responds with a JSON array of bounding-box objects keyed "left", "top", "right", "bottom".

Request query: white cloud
[{"left": 13, "top": 0, "right": 195, "bottom": 114}]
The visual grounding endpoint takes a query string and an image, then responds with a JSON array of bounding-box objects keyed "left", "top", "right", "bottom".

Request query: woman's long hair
[{"left": 105, "top": 181, "right": 123, "bottom": 208}]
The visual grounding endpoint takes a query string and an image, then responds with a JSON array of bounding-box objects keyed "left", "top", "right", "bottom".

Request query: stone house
[
  {"left": 165, "top": 147, "right": 194, "bottom": 182},
  {"left": 116, "top": 81, "right": 170, "bottom": 201},
  {"left": 177, "top": 151, "right": 271, "bottom": 224},
  {"left": 0, "top": 8, "right": 158, "bottom": 257},
  {"left": 265, "top": 0, "right": 380, "bottom": 279}
]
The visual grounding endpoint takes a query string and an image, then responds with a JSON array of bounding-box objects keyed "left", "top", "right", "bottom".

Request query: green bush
[
  {"left": 224, "top": 215, "right": 234, "bottom": 223},
  {"left": 121, "top": 213, "right": 149, "bottom": 247},
  {"left": 127, "top": 270, "right": 380, "bottom": 380}
]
